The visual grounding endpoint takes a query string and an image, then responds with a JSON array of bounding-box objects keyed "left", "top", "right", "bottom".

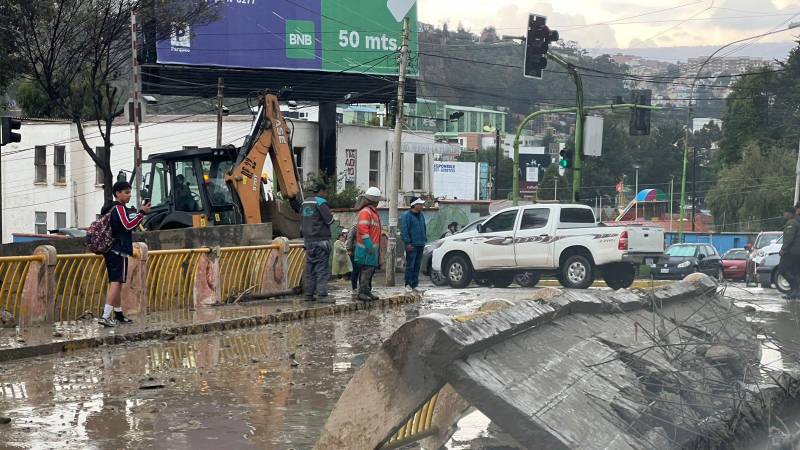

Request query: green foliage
[
  {"left": 538, "top": 164, "right": 571, "bottom": 201},
  {"left": 705, "top": 143, "right": 794, "bottom": 232},
  {"left": 304, "top": 172, "right": 363, "bottom": 209}
]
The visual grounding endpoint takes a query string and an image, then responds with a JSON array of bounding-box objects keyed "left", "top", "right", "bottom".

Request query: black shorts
[{"left": 104, "top": 252, "right": 128, "bottom": 283}]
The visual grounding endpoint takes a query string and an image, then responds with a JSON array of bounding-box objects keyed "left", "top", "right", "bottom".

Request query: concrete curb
[{"left": 0, "top": 294, "right": 420, "bottom": 363}]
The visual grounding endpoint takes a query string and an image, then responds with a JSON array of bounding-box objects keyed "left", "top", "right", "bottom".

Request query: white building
[{"left": 0, "top": 115, "right": 439, "bottom": 242}]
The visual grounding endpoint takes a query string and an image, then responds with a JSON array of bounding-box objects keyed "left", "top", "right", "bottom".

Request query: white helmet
[{"left": 364, "top": 186, "right": 383, "bottom": 202}]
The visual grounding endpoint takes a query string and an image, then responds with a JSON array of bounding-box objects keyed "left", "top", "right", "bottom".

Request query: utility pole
[
  {"left": 386, "top": 16, "right": 409, "bottom": 287},
  {"left": 692, "top": 148, "right": 697, "bottom": 232},
  {"left": 216, "top": 77, "right": 224, "bottom": 148},
  {"left": 494, "top": 127, "right": 500, "bottom": 199},
  {"left": 669, "top": 177, "right": 674, "bottom": 233},
  {"left": 794, "top": 140, "right": 800, "bottom": 206},
  {"left": 634, "top": 165, "right": 640, "bottom": 221},
  {"left": 130, "top": 9, "right": 143, "bottom": 206}
]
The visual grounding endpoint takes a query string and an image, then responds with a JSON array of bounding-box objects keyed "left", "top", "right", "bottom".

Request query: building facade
[{"left": 0, "top": 116, "right": 439, "bottom": 242}]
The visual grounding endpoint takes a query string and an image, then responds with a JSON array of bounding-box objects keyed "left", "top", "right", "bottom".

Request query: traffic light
[
  {"left": 629, "top": 89, "right": 652, "bottom": 136},
  {"left": 1, "top": 117, "right": 21, "bottom": 146},
  {"left": 558, "top": 148, "right": 573, "bottom": 175},
  {"left": 524, "top": 14, "right": 559, "bottom": 79}
]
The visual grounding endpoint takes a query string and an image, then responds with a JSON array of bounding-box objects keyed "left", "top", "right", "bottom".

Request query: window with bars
[
  {"left": 54, "top": 146, "right": 66, "bottom": 184},
  {"left": 413, "top": 154, "right": 425, "bottom": 190},
  {"left": 54, "top": 212, "right": 67, "bottom": 229},
  {"left": 95, "top": 147, "right": 107, "bottom": 186},
  {"left": 293, "top": 147, "right": 304, "bottom": 182},
  {"left": 34, "top": 146, "right": 47, "bottom": 183},
  {"left": 35, "top": 211, "right": 47, "bottom": 234}
]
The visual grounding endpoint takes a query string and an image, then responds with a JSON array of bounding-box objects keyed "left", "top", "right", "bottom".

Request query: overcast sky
[{"left": 418, "top": 0, "right": 800, "bottom": 49}]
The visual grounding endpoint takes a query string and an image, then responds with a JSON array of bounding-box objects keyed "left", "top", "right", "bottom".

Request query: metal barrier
[
  {"left": 147, "top": 249, "right": 209, "bottom": 311},
  {"left": 219, "top": 245, "right": 280, "bottom": 301},
  {"left": 0, "top": 255, "right": 41, "bottom": 318},
  {"left": 381, "top": 392, "right": 440, "bottom": 449},
  {"left": 53, "top": 254, "right": 108, "bottom": 322},
  {"left": 288, "top": 243, "right": 306, "bottom": 289}
]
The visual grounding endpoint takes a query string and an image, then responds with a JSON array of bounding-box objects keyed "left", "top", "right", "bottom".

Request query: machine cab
[{"left": 140, "top": 147, "right": 242, "bottom": 230}]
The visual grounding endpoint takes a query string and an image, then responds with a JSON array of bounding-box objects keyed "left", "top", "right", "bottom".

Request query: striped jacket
[
  {"left": 354, "top": 205, "right": 382, "bottom": 267},
  {"left": 100, "top": 202, "right": 144, "bottom": 256}
]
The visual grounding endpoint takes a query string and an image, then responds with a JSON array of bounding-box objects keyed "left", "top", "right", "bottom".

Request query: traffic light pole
[
  {"left": 547, "top": 53, "right": 585, "bottom": 203},
  {"left": 512, "top": 103, "right": 660, "bottom": 205}
]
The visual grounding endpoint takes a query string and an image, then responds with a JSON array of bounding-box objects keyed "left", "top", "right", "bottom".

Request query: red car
[{"left": 722, "top": 248, "right": 749, "bottom": 281}]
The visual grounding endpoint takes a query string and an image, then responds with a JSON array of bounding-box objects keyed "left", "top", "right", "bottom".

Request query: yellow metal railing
[
  {"left": 219, "top": 245, "right": 280, "bottom": 301},
  {"left": 0, "top": 255, "right": 41, "bottom": 318},
  {"left": 54, "top": 254, "right": 108, "bottom": 322},
  {"left": 382, "top": 392, "right": 440, "bottom": 449},
  {"left": 287, "top": 243, "right": 306, "bottom": 289},
  {"left": 147, "top": 249, "right": 209, "bottom": 311}
]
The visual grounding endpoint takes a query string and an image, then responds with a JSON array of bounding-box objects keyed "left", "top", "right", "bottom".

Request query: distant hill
[{"left": 587, "top": 41, "right": 796, "bottom": 62}]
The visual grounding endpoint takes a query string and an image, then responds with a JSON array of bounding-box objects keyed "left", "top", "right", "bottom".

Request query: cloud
[
  {"left": 628, "top": 37, "right": 658, "bottom": 48},
  {"left": 419, "top": 1, "right": 620, "bottom": 48}
]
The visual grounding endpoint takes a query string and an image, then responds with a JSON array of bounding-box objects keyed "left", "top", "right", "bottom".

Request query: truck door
[
  {"left": 472, "top": 209, "right": 519, "bottom": 269},
  {"left": 514, "top": 207, "right": 553, "bottom": 268}
]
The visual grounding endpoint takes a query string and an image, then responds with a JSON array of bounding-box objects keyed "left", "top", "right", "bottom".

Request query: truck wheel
[
  {"left": 490, "top": 272, "right": 515, "bottom": 288},
  {"left": 515, "top": 271, "right": 541, "bottom": 288},
  {"left": 430, "top": 270, "right": 448, "bottom": 286},
  {"left": 445, "top": 255, "right": 473, "bottom": 289},
  {"left": 602, "top": 263, "right": 635, "bottom": 290},
  {"left": 561, "top": 254, "right": 594, "bottom": 289}
]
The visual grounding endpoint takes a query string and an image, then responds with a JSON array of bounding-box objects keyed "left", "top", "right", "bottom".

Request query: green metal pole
[
  {"left": 511, "top": 103, "right": 660, "bottom": 206},
  {"left": 548, "top": 53, "right": 584, "bottom": 203}
]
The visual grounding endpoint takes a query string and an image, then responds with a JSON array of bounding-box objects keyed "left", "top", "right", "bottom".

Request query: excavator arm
[{"left": 226, "top": 92, "right": 304, "bottom": 224}]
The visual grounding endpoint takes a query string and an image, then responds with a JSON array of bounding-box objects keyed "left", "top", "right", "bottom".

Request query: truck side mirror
[
  {"left": 476, "top": 223, "right": 483, "bottom": 233},
  {"left": 698, "top": 254, "right": 706, "bottom": 260}
]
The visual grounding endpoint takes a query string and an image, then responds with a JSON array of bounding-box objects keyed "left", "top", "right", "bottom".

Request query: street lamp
[{"left": 633, "top": 164, "right": 640, "bottom": 221}]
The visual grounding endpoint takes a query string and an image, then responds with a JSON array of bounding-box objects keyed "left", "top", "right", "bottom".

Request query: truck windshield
[
  {"left": 203, "top": 160, "right": 235, "bottom": 206},
  {"left": 666, "top": 246, "right": 697, "bottom": 257}
]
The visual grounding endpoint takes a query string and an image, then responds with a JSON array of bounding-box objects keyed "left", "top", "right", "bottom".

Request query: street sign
[{"left": 583, "top": 116, "right": 603, "bottom": 157}]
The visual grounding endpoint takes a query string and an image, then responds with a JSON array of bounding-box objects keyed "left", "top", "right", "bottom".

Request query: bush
[{"left": 304, "top": 172, "right": 362, "bottom": 209}]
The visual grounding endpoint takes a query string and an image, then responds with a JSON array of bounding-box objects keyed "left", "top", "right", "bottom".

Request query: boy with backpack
[{"left": 91, "top": 181, "right": 150, "bottom": 327}]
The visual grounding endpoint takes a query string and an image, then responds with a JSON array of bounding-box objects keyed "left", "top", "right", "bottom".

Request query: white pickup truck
[{"left": 431, "top": 204, "right": 665, "bottom": 290}]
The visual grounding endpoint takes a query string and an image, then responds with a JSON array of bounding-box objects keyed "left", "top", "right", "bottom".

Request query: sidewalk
[{"left": 0, "top": 279, "right": 417, "bottom": 363}]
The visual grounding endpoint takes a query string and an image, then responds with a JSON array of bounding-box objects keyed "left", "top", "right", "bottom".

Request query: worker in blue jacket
[{"left": 400, "top": 197, "right": 427, "bottom": 293}]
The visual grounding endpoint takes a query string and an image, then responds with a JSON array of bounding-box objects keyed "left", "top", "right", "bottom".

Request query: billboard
[
  {"left": 433, "top": 161, "right": 488, "bottom": 200},
  {"left": 156, "top": 0, "right": 418, "bottom": 76}
]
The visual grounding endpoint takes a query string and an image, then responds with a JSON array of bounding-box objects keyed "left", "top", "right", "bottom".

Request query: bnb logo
[{"left": 285, "top": 20, "right": 315, "bottom": 60}]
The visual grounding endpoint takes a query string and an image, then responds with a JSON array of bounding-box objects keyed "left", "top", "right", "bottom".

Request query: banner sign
[
  {"left": 156, "top": 0, "right": 419, "bottom": 76},
  {"left": 344, "top": 148, "right": 356, "bottom": 182},
  {"left": 401, "top": 142, "right": 461, "bottom": 155}
]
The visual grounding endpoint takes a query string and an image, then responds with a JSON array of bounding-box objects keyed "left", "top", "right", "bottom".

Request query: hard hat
[
  {"left": 410, "top": 197, "right": 426, "bottom": 207},
  {"left": 364, "top": 186, "right": 383, "bottom": 202}
]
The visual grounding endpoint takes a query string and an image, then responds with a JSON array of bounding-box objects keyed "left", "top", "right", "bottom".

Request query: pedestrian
[
  {"left": 345, "top": 223, "right": 359, "bottom": 295},
  {"left": 331, "top": 230, "right": 353, "bottom": 279},
  {"left": 441, "top": 221, "right": 459, "bottom": 238},
  {"left": 354, "top": 187, "right": 383, "bottom": 301},
  {"left": 98, "top": 181, "right": 150, "bottom": 327},
  {"left": 780, "top": 206, "right": 800, "bottom": 300},
  {"left": 301, "top": 182, "right": 335, "bottom": 302},
  {"left": 401, "top": 197, "right": 427, "bottom": 293}
]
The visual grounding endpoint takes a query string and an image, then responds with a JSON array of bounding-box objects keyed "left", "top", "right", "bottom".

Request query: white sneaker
[{"left": 405, "top": 285, "right": 413, "bottom": 293}]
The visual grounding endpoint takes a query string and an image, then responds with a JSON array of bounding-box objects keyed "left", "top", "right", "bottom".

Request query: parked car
[
  {"left": 753, "top": 238, "right": 792, "bottom": 293},
  {"left": 721, "top": 248, "right": 749, "bottom": 281},
  {"left": 650, "top": 243, "right": 723, "bottom": 280},
  {"left": 422, "top": 217, "right": 485, "bottom": 286},
  {"left": 746, "top": 231, "right": 782, "bottom": 284},
  {"left": 432, "top": 204, "right": 665, "bottom": 290}
]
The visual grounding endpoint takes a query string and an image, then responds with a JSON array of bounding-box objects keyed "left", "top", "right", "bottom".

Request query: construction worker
[
  {"left": 780, "top": 207, "right": 800, "bottom": 300},
  {"left": 354, "top": 187, "right": 383, "bottom": 301},
  {"left": 401, "top": 197, "right": 427, "bottom": 293},
  {"left": 301, "top": 182, "right": 335, "bottom": 301}
]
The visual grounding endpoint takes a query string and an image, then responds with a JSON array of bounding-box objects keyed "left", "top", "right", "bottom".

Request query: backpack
[
  {"left": 345, "top": 225, "right": 357, "bottom": 252},
  {"left": 86, "top": 213, "right": 114, "bottom": 254}
]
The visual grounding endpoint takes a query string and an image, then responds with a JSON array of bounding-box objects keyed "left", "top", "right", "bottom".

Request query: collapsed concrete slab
[{"left": 316, "top": 275, "right": 798, "bottom": 450}]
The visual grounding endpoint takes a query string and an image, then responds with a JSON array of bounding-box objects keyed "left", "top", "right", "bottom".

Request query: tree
[
  {"left": 7, "top": 0, "right": 218, "bottom": 200},
  {"left": 537, "top": 164, "right": 570, "bottom": 201},
  {"left": 705, "top": 143, "right": 794, "bottom": 232},
  {"left": 0, "top": 0, "right": 18, "bottom": 101}
]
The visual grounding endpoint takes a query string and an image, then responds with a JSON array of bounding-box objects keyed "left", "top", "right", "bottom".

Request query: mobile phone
[{"left": 143, "top": 198, "right": 151, "bottom": 204}]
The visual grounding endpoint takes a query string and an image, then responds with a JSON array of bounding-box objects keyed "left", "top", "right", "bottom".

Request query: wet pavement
[{"left": 2, "top": 280, "right": 799, "bottom": 449}]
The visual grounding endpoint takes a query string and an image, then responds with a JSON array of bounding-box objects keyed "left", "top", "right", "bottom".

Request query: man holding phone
[{"left": 98, "top": 182, "right": 150, "bottom": 327}]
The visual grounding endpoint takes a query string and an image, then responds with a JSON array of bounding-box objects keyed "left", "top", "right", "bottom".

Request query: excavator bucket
[{"left": 266, "top": 199, "right": 302, "bottom": 239}]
